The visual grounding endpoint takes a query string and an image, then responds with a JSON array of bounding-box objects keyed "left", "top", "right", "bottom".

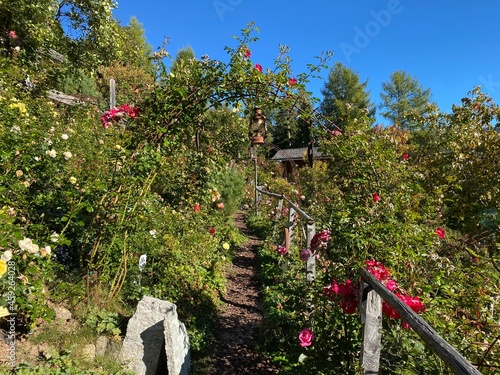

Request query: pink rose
[
  {"left": 298, "top": 328, "right": 314, "bottom": 347},
  {"left": 300, "top": 248, "right": 311, "bottom": 261}
]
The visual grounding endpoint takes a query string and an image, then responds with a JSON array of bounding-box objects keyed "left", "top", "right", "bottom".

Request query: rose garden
[{"left": 0, "top": 3, "right": 499, "bottom": 374}]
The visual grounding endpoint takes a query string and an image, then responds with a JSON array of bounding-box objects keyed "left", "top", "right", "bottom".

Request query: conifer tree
[
  {"left": 320, "top": 62, "right": 375, "bottom": 130},
  {"left": 379, "top": 70, "right": 432, "bottom": 129}
]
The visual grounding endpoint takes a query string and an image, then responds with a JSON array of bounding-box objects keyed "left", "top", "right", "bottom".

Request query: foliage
[
  {"left": 252, "top": 94, "right": 500, "bottom": 373},
  {"left": 0, "top": 19, "right": 334, "bottom": 372},
  {"left": 319, "top": 62, "right": 376, "bottom": 131},
  {"left": 85, "top": 310, "right": 122, "bottom": 336},
  {"left": 379, "top": 70, "right": 433, "bottom": 129},
  {"left": 5, "top": 4, "right": 498, "bottom": 372}
]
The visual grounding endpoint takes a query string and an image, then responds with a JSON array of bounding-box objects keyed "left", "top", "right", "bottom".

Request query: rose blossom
[
  {"left": 46, "top": 149, "right": 57, "bottom": 158},
  {"left": 298, "top": 328, "right": 314, "bottom": 347},
  {"left": 435, "top": 227, "right": 445, "bottom": 239},
  {"left": 1, "top": 250, "right": 12, "bottom": 262},
  {"left": 277, "top": 245, "right": 288, "bottom": 256},
  {"left": 300, "top": 248, "right": 311, "bottom": 261}
]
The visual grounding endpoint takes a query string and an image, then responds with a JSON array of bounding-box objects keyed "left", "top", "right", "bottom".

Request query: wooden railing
[
  {"left": 359, "top": 269, "right": 481, "bottom": 375},
  {"left": 255, "top": 187, "right": 316, "bottom": 282},
  {"left": 254, "top": 188, "right": 481, "bottom": 374}
]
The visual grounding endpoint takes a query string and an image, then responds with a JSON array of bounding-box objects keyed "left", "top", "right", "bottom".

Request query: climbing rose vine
[
  {"left": 323, "top": 260, "right": 425, "bottom": 324},
  {"left": 309, "top": 229, "right": 331, "bottom": 253},
  {"left": 100, "top": 104, "right": 139, "bottom": 128}
]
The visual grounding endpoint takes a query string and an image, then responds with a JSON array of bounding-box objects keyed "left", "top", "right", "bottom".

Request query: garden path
[{"left": 210, "top": 210, "right": 280, "bottom": 374}]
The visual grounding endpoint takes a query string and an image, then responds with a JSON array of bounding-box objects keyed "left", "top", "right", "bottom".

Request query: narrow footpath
[{"left": 211, "top": 211, "right": 280, "bottom": 374}]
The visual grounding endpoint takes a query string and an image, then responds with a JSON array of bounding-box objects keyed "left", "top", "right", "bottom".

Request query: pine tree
[
  {"left": 320, "top": 62, "right": 375, "bottom": 130},
  {"left": 379, "top": 70, "right": 432, "bottom": 129}
]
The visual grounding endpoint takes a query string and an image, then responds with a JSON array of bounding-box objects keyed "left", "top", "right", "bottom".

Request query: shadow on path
[{"left": 210, "top": 210, "right": 280, "bottom": 374}]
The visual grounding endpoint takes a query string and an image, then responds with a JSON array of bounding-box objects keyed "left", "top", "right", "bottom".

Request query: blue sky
[{"left": 113, "top": 0, "right": 500, "bottom": 125}]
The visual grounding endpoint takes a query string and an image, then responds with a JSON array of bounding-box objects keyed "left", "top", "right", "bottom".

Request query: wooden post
[
  {"left": 109, "top": 78, "right": 116, "bottom": 110},
  {"left": 252, "top": 146, "right": 258, "bottom": 214},
  {"left": 273, "top": 199, "right": 285, "bottom": 239},
  {"left": 360, "top": 269, "right": 482, "bottom": 375},
  {"left": 276, "top": 199, "right": 284, "bottom": 220},
  {"left": 360, "top": 283, "right": 383, "bottom": 374},
  {"left": 287, "top": 208, "right": 296, "bottom": 245},
  {"left": 306, "top": 222, "right": 316, "bottom": 283},
  {"left": 284, "top": 228, "right": 290, "bottom": 253}
]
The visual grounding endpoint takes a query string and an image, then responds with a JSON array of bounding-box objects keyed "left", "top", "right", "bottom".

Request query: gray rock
[
  {"left": 120, "top": 296, "right": 190, "bottom": 375},
  {"left": 164, "top": 315, "right": 190, "bottom": 375},
  {"left": 96, "top": 335, "right": 122, "bottom": 361},
  {"left": 54, "top": 306, "right": 72, "bottom": 322},
  {"left": 95, "top": 336, "right": 109, "bottom": 357}
]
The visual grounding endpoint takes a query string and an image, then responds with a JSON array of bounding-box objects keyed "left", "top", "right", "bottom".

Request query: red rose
[
  {"left": 254, "top": 64, "right": 262, "bottom": 73},
  {"left": 373, "top": 193, "right": 380, "bottom": 203},
  {"left": 194, "top": 204, "right": 201, "bottom": 212},
  {"left": 288, "top": 77, "right": 297, "bottom": 86},
  {"left": 435, "top": 227, "right": 445, "bottom": 239}
]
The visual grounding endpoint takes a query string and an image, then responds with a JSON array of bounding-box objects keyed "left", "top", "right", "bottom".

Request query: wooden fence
[
  {"left": 359, "top": 269, "right": 481, "bottom": 375},
  {"left": 253, "top": 187, "right": 482, "bottom": 374}
]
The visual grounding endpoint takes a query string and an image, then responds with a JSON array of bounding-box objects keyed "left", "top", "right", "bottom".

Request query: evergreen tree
[
  {"left": 170, "top": 46, "right": 196, "bottom": 75},
  {"left": 96, "top": 17, "right": 154, "bottom": 105},
  {"left": 379, "top": 70, "right": 432, "bottom": 129},
  {"left": 117, "top": 17, "right": 154, "bottom": 73},
  {"left": 319, "top": 62, "right": 375, "bottom": 130},
  {"left": 271, "top": 90, "right": 313, "bottom": 149}
]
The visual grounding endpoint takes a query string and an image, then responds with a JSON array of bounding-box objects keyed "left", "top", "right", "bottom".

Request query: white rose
[
  {"left": 63, "top": 151, "right": 72, "bottom": 160},
  {"left": 61, "top": 134, "right": 69, "bottom": 140},
  {"left": 19, "top": 237, "right": 39, "bottom": 254},
  {"left": 1, "top": 250, "right": 12, "bottom": 262},
  {"left": 50, "top": 232, "right": 59, "bottom": 243},
  {"left": 46, "top": 149, "right": 57, "bottom": 158},
  {"left": 41, "top": 246, "right": 51, "bottom": 257}
]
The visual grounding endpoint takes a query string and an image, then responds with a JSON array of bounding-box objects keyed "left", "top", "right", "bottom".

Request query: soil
[{"left": 207, "top": 211, "right": 280, "bottom": 374}]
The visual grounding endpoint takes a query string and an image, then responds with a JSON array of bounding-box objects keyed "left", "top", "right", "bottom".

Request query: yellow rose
[
  {"left": 222, "top": 242, "right": 230, "bottom": 250},
  {"left": 0, "top": 306, "right": 10, "bottom": 317},
  {"left": 0, "top": 260, "right": 7, "bottom": 278}
]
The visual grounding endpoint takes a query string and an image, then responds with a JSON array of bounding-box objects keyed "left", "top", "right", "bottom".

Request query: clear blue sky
[{"left": 113, "top": 0, "right": 500, "bottom": 125}]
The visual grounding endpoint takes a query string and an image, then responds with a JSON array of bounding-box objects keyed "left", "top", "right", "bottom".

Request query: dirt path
[{"left": 210, "top": 211, "right": 280, "bottom": 374}]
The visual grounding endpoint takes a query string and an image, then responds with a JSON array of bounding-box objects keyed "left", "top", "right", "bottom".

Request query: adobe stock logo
[
  {"left": 213, "top": 0, "right": 243, "bottom": 21},
  {"left": 340, "top": 0, "right": 410, "bottom": 63},
  {"left": 478, "top": 74, "right": 500, "bottom": 94}
]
